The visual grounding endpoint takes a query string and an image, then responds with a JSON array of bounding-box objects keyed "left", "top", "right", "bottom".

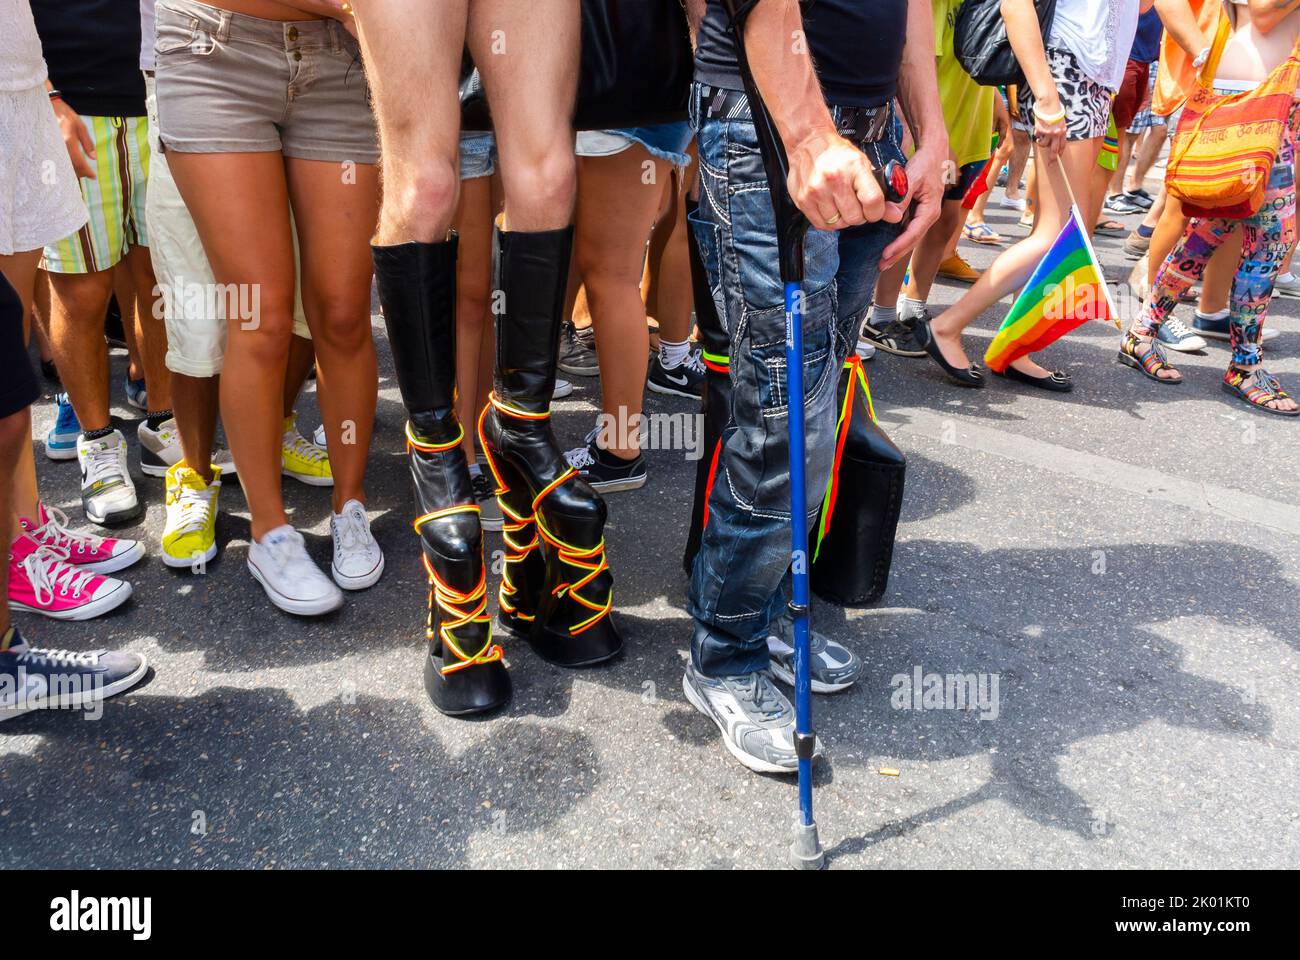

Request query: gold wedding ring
[{"left": 825, "top": 213, "right": 841, "bottom": 225}]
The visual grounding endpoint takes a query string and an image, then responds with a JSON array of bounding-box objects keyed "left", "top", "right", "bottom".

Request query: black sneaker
[
  {"left": 861, "top": 304, "right": 926, "bottom": 358},
  {"left": 647, "top": 347, "right": 705, "bottom": 398},
  {"left": 470, "top": 470, "right": 504, "bottom": 532},
  {"left": 564, "top": 440, "right": 646, "bottom": 492},
  {"left": 559, "top": 322, "right": 600, "bottom": 377},
  {"left": 0, "top": 626, "right": 148, "bottom": 721}
]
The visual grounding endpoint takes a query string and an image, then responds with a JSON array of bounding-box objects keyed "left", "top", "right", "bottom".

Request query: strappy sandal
[
  {"left": 1222, "top": 367, "right": 1300, "bottom": 417},
  {"left": 914, "top": 316, "right": 985, "bottom": 388},
  {"left": 963, "top": 222, "right": 1004, "bottom": 245},
  {"left": 1116, "top": 331, "right": 1182, "bottom": 384}
]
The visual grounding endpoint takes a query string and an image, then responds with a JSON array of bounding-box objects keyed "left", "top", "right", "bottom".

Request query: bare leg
[
  {"left": 168, "top": 151, "right": 297, "bottom": 540},
  {"left": 905, "top": 200, "right": 966, "bottom": 303},
  {"left": 0, "top": 250, "right": 44, "bottom": 523},
  {"left": 1129, "top": 124, "right": 1167, "bottom": 189},
  {"left": 1005, "top": 128, "right": 1031, "bottom": 202},
  {"left": 283, "top": 334, "right": 315, "bottom": 419},
  {"left": 354, "top": 0, "right": 467, "bottom": 244},
  {"left": 452, "top": 173, "right": 499, "bottom": 465},
  {"left": 285, "top": 157, "right": 381, "bottom": 512},
  {"left": 123, "top": 243, "right": 171, "bottom": 411},
  {"left": 116, "top": 265, "right": 144, "bottom": 382},
  {"left": 469, "top": 0, "right": 579, "bottom": 227},
  {"left": 47, "top": 269, "right": 115, "bottom": 431},
  {"left": 0, "top": 407, "right": 28, "bottom": 640},
  {"left": 573, "top": 147, "right": 670, "bottom": 459},
  {"left": 646, "top": 162, "right": 696, "bottom": 346},
  {"left": 171, "top": 372, "right": 218, "bottom": 483},
  {"left": 930, "top": 138, "right": 1099, "bottom": 376}
]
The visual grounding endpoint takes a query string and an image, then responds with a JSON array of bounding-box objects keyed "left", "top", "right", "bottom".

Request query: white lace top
[
  {"left": 1048, "top": 0, "right": 1141, "bottom": 91},
  {"left": 0, "top": 0, "right": 48, "bottom": 91}
]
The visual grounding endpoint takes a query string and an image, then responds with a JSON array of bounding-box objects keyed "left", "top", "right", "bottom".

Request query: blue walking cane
[
  {"left": 720, "top": 0, "right": 821, "bottom": 870},
  {"left": 720, "top": 0, "right": 911, "bottom": 870}
]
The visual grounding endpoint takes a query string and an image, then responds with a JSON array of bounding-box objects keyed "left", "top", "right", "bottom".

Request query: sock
[
  {"left": 659, "top": 338, "right": 690, "bottom": 369},
  {"left": 82, "top": 426, "right": 114, "bottom": 441},
  {"left": 898, "top": 297, "right": 926, "bottom": 319},
  {"left": 1137, "top": 224, "right": 1154, "bottom": 239},
  {"left": 870, "top": 302, "right": 898, "bottom": 326},
  {"left": 1196, "top": 308, "right": 1229, "bottom": 322},
  {"left": 468, "top": 461, "right": 483, "bottom": 479},
  {"left": 146, "top": 409, "right": 173, "bottom": 430}
]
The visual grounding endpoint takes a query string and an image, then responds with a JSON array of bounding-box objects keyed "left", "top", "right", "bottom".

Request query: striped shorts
[{"left": 42, "top": 114, "right": 151, "bottom": 274}]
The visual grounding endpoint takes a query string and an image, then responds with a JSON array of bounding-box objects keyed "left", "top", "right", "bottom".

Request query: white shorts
[
  {"left": 143, "top": 75, "right": 310, "bottom": 378},
  {"left": 0, "top": 85, "right": 88, "bottom": 256}
]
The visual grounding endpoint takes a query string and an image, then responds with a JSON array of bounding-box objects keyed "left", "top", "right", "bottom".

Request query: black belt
[{"left": 698, "top": 85, "right": 893, "bottom": 145}]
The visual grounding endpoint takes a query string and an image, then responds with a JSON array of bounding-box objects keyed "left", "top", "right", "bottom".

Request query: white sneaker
[
  {"left": 552, "top": 377, "right": 574, "bottom": 400},
  {"left": 77, "top": 430, "right": 141, "bottom": 526},
  {"left": 330, "top": 499, "right": 384, "bottom": 590},
  {"left": 137, "top": 417, "right": 182, "bottom": 478},
  {"left": 1000, "top": 195, "right": 1027, "bottom": 211},
  {"left": 247, "top": 524, "right": 343, "bottom": 616},
  {"left": 138, "top": 417, "right": 237, "bottom": 478}
]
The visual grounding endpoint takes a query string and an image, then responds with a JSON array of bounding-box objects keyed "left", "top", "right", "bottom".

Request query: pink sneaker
[
  {"left": 8, "top": 535, "right": 133, "bottom": 621},
  {"left": 19, "top": 503, "right": 145, "bottom": 575}
]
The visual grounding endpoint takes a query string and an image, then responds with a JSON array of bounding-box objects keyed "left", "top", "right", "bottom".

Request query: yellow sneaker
[
  {"left": 937, "top": 254, "right": 981, "bottom": 284},
  {"left": 281, "top": 414, "right": 333, "bottom": 487},
  {"left": 161, "top": 463, "right": 221, "bottom": 570}
]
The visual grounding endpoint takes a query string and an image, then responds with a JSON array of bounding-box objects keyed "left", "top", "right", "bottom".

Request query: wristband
[
  {"left": 1032, "top": 103, "right": 1066, "bottom": 126},
  {"left": 1192, "top": 47, "right": 1210, "bottom": 69}
]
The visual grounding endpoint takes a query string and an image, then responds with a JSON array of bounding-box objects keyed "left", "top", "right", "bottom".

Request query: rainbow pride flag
[{"left": 983, "top": 206, "right": 1120, "bottom": 373}]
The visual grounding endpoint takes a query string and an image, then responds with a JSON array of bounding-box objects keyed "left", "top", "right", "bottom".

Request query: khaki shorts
[
  {"left": 144, "top": 75, "right": 310, "bottom": 378},
  {"left": 154, "top": 0, "right": 378, "bottom": 163}
]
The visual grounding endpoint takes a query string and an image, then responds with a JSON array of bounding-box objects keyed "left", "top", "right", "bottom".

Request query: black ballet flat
[
  {"left": 913, "top": 316, "right": 985, "bottom": 388},
  {"left": 993, "top": 365, "right": 1074, "bottom": 392}
]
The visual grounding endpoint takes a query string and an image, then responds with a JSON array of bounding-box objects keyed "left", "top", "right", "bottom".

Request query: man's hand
[
  {"left": 786, "top": 130, "right": 900, "bottom": 232},
  {"left": 51, "top": 99, "right": 96, "bottom": 180},
  {"left": 880, "top": 142, "right": 945, "bottom": 269}
]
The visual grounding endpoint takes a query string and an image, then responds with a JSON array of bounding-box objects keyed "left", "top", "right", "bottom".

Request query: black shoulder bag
[{"left": 954, "top": 0, "right": 1057, "bottom": 87}]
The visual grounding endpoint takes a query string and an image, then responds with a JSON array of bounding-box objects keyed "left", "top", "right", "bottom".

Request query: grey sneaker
[
  {"left": 860, "top": 304, "right": 925, "bottom": 358},
  {"left": 1273, "top": 273, "right": 1300, "bottom": 299},
  {"left": 682, "top": 662, "right": 822, "bottom": 774},
  {"left": 765, "top": 614, "right": 863, "bottom": 693}
]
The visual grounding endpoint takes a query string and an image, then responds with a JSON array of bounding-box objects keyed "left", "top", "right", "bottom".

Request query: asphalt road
[{"left": 4, "top": 193, "right": 1299, "bottom": 870}]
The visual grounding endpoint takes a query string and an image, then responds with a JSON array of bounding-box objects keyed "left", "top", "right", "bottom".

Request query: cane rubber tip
[{"left": 789, "top": 820, "right": 826, "bottom": 870}]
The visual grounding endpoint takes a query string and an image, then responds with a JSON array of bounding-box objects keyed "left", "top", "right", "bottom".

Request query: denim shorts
[
  {"left": 460, "top": 131, "right": 496, "bottom": 180},
  {"left": 575, "top": 121, "right": 693, "bottom": 168},
  {"left": 154, "top": 0, "right": 378, "bottom": 163}
]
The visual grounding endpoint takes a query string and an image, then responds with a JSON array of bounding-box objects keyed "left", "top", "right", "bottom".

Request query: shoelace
[
  {"left": 732, "top": 673, "right": 786, "bottom": 721},
  {"left": 1163, "top": 317, "right": 1196, "bottom": 340},
  {"left": 682, "top": 349, "right": 706, "bottom": 376},
  {"left": 167, "top": 479, "right": 217, "bottom": 535},
  {"left": 31, "top": 505, "right": 106, "bottom": 558},
  {"left": 471, "top": 472, "right": 495, "bottom": 499},
  {"left": 82, "top": 439, "right": 125, "bottom": 487},
  {"left": 284, "top": 430, "right": 327, "bottom": 464},
  {"left": 334, "top": 504, "right": 373, "bottom": 553},
  {"left": 21, "top": 545, "right": 98, "bottom": 605},
  {"left": 565, "top": 445, "right": 597, "bottom": 470},
  {"left": 15, "top": 645, "right": 98, "bottom": 668}
]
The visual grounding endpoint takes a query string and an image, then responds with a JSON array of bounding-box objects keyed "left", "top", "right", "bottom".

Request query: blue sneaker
[
  {"left": 44, "top": 393, "right": 80, "bottom": 461},
  {"left": 1155, "top": 317, "right": 1208, "bottom": 353},
  {"left": 1192, "top": 311, "right": 1279, "bottom": 344},
  {"left": 124, "top": 377, "right": 147, "bottom": 411}
]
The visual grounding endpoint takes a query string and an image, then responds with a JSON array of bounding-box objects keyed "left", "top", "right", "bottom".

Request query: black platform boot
[
  {"left": 373, "top": 236, "right": 511, "bottom": 715},
  {"left": 478, "top": 224, "right": 623, "bottom": 666}
]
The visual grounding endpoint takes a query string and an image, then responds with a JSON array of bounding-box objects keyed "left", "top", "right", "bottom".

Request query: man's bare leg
[
  {"left": 124, "top": 244, "right": 172, "bottom": 412},
  {"left": 47, "top": 270, "right": 115, "bottom": 432},
  {"left": 354, "top": 0, "right": 467, "bottom": 243},
  {"left": 469, "top": 0, "right": 579, "bottom": 227}
]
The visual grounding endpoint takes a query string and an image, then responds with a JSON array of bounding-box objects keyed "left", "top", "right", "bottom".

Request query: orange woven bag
[{"left": 1167, "top": 12, "right": 1300, "bottom": 219}]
